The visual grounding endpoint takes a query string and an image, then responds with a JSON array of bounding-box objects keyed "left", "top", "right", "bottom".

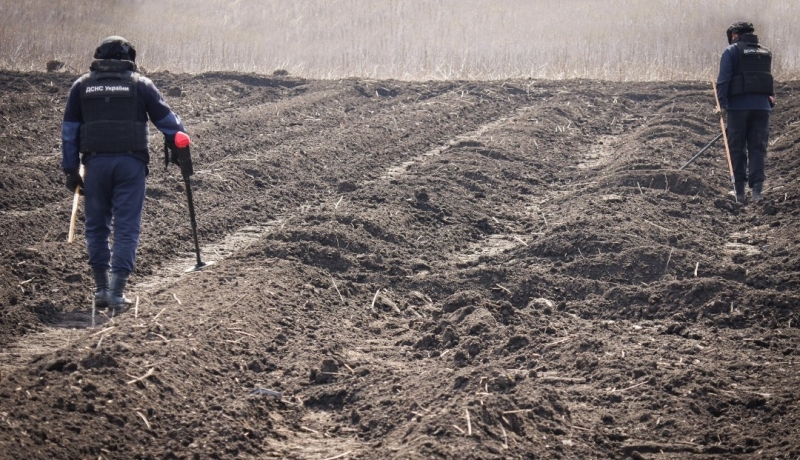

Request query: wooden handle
[
  {"left": 68, "top": 186, "right": 80, "bottom": 244},
  {"left": 711, "top": 81, "right": 736, "bottom": 185},
  {"left": 67, "top": 165, "right": 84, "bottom": 244}
]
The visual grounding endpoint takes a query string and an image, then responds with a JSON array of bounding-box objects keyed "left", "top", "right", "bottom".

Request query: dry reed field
[
  {"left": 1, "top": 0, "right": 799, "bottom": 80},
  {"left": 1, "top": 1, "right": 800, "bottom": 459}
]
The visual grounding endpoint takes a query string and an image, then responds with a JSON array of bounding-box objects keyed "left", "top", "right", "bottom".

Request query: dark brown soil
[{"left": 0, "top": 70, "right": 798, "bottom": 459}]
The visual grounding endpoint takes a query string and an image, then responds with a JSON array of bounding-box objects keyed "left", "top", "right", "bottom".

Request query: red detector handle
[{"left": 175, "top": 132, "right": 191, "bottom": 148}]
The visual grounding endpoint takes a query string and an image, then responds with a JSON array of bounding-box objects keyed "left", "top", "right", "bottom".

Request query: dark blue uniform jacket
[
  {"left": 716, "top": 41, "right": 773, "bottom": 112},
  {"left": 61, "top": 60, "right": 185, "bottom": 172}
]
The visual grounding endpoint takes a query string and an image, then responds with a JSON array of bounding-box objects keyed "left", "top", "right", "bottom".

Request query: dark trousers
[
  {"left": 726, "top": 109, "right": 770, "bottom": 189},
  {"left": 82, "top": 155, "right": 147, "bottom": 275}
]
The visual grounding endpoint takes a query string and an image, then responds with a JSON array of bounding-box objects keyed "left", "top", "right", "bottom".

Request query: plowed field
[{"left": 1, "top": 71, "right": 799, "bottom": 459}]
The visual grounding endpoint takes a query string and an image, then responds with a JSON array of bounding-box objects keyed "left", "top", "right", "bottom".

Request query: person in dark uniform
[
  {"left": 62, "top": 36, "right": 190, "bottom": 312},
  {"left": 715, "top": 21, "right": 775, "bottom": 204}
]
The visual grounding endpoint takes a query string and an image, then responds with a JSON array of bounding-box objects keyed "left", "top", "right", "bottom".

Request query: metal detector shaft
[
  {"left": 679, "top": 132, "right": 723, "bottom": 170},
  {"left": 183, "top": 175, "right": 204, "bottom": 268},
  {"left": 175, "top": 142, "right": 213, "bottom": 272}
]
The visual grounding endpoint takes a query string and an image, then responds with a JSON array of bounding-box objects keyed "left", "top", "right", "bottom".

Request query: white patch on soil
[
  {"left": 379, "top": 108, "right": 527, "bottom": 181},
  {"left": 134, "top": 222, "right": 279, "bottom": 293},
  {"left": 456, "top": 234, "right": 522, "bottom": 265},
  {"left": 578, "top": 135, "right": 617, "bottom": 169}
]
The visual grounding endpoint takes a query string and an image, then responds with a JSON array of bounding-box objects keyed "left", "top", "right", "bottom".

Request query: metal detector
[
  {"left": 679, "top": 132, "right": 722, "bottom": 170},
  {"left": 166, "top": 134, "right": 215, "bottom": 272}
]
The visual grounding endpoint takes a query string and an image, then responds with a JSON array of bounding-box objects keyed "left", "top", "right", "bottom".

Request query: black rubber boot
[
  {"left": 92, "top": 267, "right": 109, "bottom": 308},
  {"left": 735, "top": 182, "right": 747, "bottom": 205},
  {"left": 752, "top": 182, "right": 764, "bottom": 202},
  {"left": 109, "top": 272, "right": 133, "bottom": 313}
]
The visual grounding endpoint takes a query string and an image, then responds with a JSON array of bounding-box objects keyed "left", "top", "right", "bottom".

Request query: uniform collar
[{"left": 90, "top": 59, "right": 137, "bottom": 73}]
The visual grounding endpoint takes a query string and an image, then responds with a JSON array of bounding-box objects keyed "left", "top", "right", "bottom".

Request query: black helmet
[
  {"left": 727, "top": 22, "right": 754, "bottom": 44},
  {"left": 93, "top": 36, "right": 136, "bottom": 61}
]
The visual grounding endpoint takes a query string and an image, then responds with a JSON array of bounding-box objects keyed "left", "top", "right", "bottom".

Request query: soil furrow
[{"left": 0, "top": 72, "right": 798, "bottom": 459}]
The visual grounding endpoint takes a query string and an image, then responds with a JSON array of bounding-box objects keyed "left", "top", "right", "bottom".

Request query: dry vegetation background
[{"left": 1, "top": 0, "right": 799, "bottom": 80}]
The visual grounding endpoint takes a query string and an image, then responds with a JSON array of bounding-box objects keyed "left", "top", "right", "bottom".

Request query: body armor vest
[
  {"left": 79, "top": 69, "right": 148, "bottom": 153},
  {"left": 729, "top": 36, "right": 773, "bottom": 97}
]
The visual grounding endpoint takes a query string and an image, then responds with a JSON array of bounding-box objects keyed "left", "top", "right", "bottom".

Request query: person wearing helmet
[
  {"left": 61, "top": 36, "right": 190, "bottom": 312},
  {"left": 715, "top": 22, "right": 775, "bottom": 204}
]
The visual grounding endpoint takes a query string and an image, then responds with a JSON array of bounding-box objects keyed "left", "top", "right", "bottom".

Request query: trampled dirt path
[{"left": 0, "top": 70, "right": 798, "bottom": 459}]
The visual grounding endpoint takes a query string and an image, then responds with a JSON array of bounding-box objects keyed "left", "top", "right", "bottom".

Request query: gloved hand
[
  {"left": 64, "top": 169, "right": 84, "bottom": 194},
  {"left": 164, "top": 132, "right": 194, "bottom": 177},
  {"left": 164, "top": 137, "right": 181, "bottom": 166},
  {"left": 715, "top": 107, "right": 727, "bottom": 119},
  {"left": 165, "top": 138, "right": 181, "bottom": 166},
  {"left": 165, "top": 132, "right": 191, "bottom": 166}
]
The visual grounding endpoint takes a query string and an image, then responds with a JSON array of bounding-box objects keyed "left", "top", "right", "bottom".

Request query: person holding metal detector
[
  {"left": 715, "top": 21, "right": 775, "bottom": 204},
  {"left": 62, "top": 36, "right": 190, "bottom": 313}
]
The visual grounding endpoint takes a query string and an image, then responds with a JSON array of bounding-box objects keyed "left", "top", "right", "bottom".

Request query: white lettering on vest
[
  {"left": 85, "top": 85, "right": 130, "bottom": 94},
  {"left": 104, "top": 85, "right": 131, "bottom": 92}
]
